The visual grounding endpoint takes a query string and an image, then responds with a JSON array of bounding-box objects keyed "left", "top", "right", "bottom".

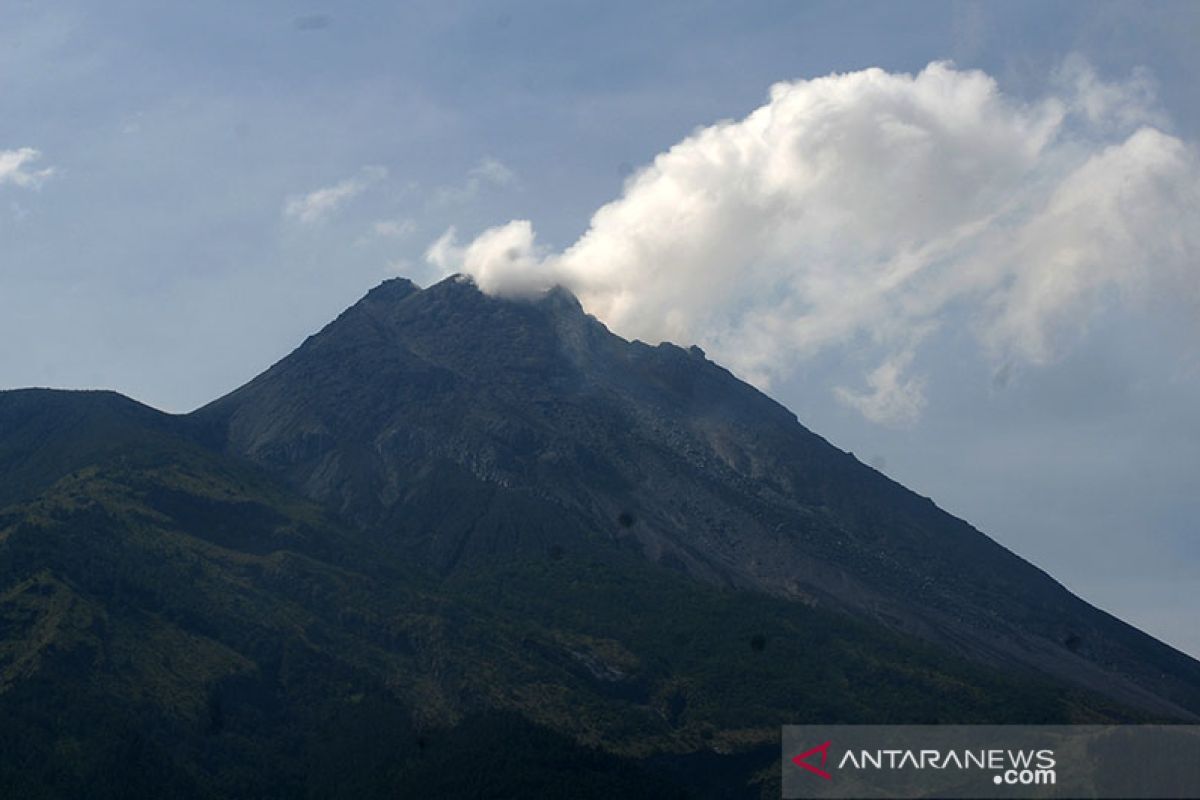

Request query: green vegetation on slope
[{"left": 0, "top": 389, "right": 1162, "bottom": 798}]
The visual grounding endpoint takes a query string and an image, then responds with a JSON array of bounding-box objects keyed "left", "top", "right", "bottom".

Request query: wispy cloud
[
  {"left": 370, "top": 216, "right": 417, "bottom": 238},
  {"left": 433, "top": 156, "right": 516, "bottom": 205},
  {"left": 835, "top": 350, "right": 927, "bottom": 426},
  {"left": 470, "top": 156, "right": 515, "bottom": 187},
  {"left": 283, "top": 165, "right": 386, "bottom": 224},
  {"left": 0, "top": 147, "right": 55, "bottom": 188}
]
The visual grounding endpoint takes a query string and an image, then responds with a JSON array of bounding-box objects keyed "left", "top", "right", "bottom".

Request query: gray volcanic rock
[{"left": 194, "top": 275, "right": 1200, "bottom": 720}]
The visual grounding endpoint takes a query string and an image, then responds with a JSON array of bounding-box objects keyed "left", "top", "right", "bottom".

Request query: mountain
[
  {"left": 1, "top": 276, "right": 1198, "bottom": 798},
  {"left": 195, "top": 275, "right": 1200, "bottom": 720}
]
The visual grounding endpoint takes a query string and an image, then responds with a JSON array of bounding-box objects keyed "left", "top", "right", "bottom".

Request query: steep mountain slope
[
  {"left": 0, "top": 389, "right": 179, "bottom": 508},
  {"left": 0, "top": 389, "right": 1146, "bottom": 799},
  {"left": 0, "top": 391, "right": 695, "bottom": 796},
  {"left": 194, "top": 275, "right": 1200, "bottom": 721}
]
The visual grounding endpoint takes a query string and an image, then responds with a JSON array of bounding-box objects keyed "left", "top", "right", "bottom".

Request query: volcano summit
[{"left": 1, "top": 275, "right": 1196, "bottom": 798}]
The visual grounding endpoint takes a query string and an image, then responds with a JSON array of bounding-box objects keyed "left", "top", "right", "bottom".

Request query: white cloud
[
  {"left": 284, "top": 165, "right": 386, "bottom": 224},
  {"left": 979, "top": 127, "right": 1200, "bottom": 363},
  {"left": 427, "top": 61, "right": 1200, "bottom": 425},
  {"left": 470, "top": 156, "right": 516, "bottom": 187},
  {"left": 1052, "top": 54, "right": 1163, "bottom": 134},
  {"left": 371, "top": 217, "right": 417, "bottom": 238},
  {"left": 0, "top": 147, "right": 55, "bottom": 188},
  {"left": 433, "top": 156, "right": 517, "bottom": 205},
  {"left": 835, "top": 350, "right": 927, "bottom": 426},
  {"left": 426, "top": 220, "right": 555, "bottom": 297}
]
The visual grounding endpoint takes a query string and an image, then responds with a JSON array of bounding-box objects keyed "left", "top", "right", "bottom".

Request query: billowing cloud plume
[
  {"left": 427, "top": 219, "right": 555, "bottom": 297},
  {"left": 426, "top": 62, "right": 1200, "bottom": 425},
  {"left": 284, "top": 165, "right": 387, "bottom": 224},
  {"left": 0, "top": 147, "right": 54, "bottom": 188}
]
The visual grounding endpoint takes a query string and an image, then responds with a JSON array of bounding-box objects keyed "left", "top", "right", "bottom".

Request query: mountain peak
[
  {"left": 416, "top": 274, "right": 589, "bottom": 316},
  {"left": 360, "top": 276, "right": 420, "bottom": 305},
  {"left": 191, "top": 276, "right": 1200, "bottom": 722},
  {"left": 315, "top": 273, "right": 604, "bottom": 380},
  {"left": 353, "top": 273, "right": 590, "bottom": 325}
]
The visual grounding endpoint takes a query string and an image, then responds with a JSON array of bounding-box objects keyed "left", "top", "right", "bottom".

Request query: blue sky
[{"left": 2, "top": 1, "right": 1198, "bottom": 656}]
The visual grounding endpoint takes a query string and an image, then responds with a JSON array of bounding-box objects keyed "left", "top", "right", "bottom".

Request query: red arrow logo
[{"left": 792, "top": 740, "right": 833, "bottom": 780}]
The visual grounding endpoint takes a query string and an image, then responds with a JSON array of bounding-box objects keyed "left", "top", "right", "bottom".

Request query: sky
[{"left": 2, "top": 1, "right": 1197, "bottom": 657}]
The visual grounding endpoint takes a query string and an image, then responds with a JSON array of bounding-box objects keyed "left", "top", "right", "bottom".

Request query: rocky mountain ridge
[
  {"left": 2, "top": 275, "right": 1198, "bottom": 798},
  {"left": 193, "top": 275, "right": 1200, "bottom": 720}
]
